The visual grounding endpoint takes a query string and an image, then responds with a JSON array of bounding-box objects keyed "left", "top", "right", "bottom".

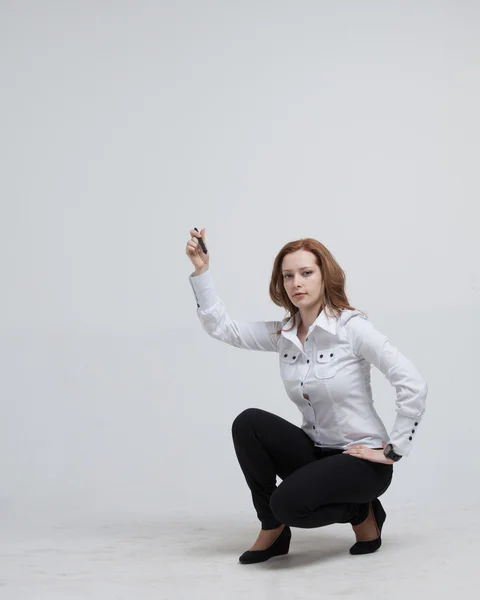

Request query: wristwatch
[{"left": 383, "top": 443, "right": 402, "bottom": 462}]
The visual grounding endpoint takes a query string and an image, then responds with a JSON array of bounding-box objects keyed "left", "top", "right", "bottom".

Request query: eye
[{"left": 283, "top": 271, "right": 313, "bottom": 279}]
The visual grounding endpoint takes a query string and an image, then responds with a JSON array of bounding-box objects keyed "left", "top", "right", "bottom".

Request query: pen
[{"left": 194, "top": 227, "right": 208, "bottom": 254}]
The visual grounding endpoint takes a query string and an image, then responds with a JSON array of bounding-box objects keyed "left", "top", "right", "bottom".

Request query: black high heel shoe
[
  {"left": 349, "top": 498, "right": 386, "bottom": 555},
  {"left": 239, "top": 525, "right": 291, "bottom": 564}
]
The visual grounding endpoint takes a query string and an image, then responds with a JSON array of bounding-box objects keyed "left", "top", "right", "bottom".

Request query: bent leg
[
  {"left": 270, "top": 452, "right": 393, "bottom": 528},
  {"left": 232, "top": 407, "right": 316, "bottom": 529}
]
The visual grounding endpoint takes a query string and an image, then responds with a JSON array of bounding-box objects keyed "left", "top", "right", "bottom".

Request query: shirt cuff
[
  {"left": 388, "top": 414, "right": 422, "bottom": 457},
  {"left": 189, "top": 270, "right": 218, "bottom": 310}
]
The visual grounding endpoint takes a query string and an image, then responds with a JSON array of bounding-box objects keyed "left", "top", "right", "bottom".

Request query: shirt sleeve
[
  {"left": 344, "top": 313, "right": 428, "bottom": 457},
  {"left": 189, "top": 269, "right": 282, "bottom": 352}
]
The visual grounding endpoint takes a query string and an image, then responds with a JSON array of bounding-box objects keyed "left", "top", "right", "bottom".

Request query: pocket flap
[
  {"left": 316, "top": 349, "right": 336, "bottom": 363},
  {"left": 281, "top": 351, "right": 300, "bottom": 364}
]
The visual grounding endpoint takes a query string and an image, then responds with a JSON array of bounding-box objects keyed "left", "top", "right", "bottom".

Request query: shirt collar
[{"left": 281, "top": 307, "right": 338, "bottom": 341}]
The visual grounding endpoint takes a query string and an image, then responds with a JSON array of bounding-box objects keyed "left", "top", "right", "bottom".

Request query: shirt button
[
  {"left": 306, "top": 337, "right": 308, "bottom": 341},
  {"left": 411, "top": 429, "right": 415, "bottom": 433},
  {"left": 313, "top": 425, "right": 315, "bottom": 429},
  {"left": 409, "top": 436, "right": 412, "bottom": 440},
  {"left": 415, "top": 422, "right": 418, "bottom": 426},
  {"left": 197, "top": 303, "right": 200, "bottom": 307},
  {"left": 307, "top": 359, "right": 310, "bottom": 364}
]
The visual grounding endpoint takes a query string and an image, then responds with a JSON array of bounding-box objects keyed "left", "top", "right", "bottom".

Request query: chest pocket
[
  {"left": 279, "top": 350, "right": 301, "bottom": 380},
  {"left": 314, "top": 347, "right": 339, "bottom": 379}
]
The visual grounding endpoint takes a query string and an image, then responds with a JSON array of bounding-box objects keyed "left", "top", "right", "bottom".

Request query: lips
[{"left": 294, "top": 293, "right": 306, "bottom": 298}]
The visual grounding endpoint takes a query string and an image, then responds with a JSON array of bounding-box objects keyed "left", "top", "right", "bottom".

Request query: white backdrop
[{"left": 0, "top": 0, "right": 478, "bottom": 527}]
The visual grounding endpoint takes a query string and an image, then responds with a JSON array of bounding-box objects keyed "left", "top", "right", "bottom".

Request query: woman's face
[{"left": 281, "top": 250, "right": 323, "bottom": 309}]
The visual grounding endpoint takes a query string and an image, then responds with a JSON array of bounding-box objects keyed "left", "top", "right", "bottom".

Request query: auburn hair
[{"left": 268, "top": 238, "right": 364, "bottom": 336}]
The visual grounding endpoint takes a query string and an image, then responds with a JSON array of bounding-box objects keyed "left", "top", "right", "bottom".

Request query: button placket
[{"left": 305, "top": 344, "right": 313, "bottom": 407}]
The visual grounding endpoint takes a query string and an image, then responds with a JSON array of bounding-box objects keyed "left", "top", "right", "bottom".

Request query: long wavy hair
[{"left": 269, "top": 238, "right": 364, "bottom": 336}]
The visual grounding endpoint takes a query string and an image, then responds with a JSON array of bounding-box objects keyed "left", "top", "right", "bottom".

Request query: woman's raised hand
[{"left": 186, "top": 228, "right": 209, "bottom": 274}]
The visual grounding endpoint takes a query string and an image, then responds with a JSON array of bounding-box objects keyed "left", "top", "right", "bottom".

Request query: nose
[{"left": 293, "top": 274, "right": 302, "bottom": 287}]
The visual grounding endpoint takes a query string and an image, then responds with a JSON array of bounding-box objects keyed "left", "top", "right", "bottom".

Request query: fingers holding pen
[{"left": 186, "top": 228, "right": 209, "bottom": 271}]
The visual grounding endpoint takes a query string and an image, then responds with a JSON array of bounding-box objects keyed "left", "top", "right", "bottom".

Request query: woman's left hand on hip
[{"left": 342, "top": 441, "right": 395, "bottom": 465}]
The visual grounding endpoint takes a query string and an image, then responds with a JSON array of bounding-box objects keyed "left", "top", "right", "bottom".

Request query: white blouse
[{"left": 189, "top": 269, "right": 427, "bottom": 458}]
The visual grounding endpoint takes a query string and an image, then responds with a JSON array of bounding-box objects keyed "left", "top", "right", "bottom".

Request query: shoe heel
[
  {"left": 275, "top": 533, "right": 291, "bottom": 556},
  {"left": 376, "top": 501, "right": 386, "bottom": 532}
]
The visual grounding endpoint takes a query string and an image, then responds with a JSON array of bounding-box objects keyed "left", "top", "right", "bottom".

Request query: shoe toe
[{"left": 349, "top": 537, "right": 382, "bottom": 555}]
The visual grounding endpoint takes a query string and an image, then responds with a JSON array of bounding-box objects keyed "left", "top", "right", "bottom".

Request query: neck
[{"left": 298, "top": 301, "right": 324, "bottom": 332}]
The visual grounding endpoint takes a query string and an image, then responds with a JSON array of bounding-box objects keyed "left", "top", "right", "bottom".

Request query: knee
[{"left": 231, "top": 407, "right": 263, "bottom": 437}]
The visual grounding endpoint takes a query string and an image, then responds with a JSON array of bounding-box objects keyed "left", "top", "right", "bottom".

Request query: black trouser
[{"left": 232, "top": 408, "right": 393, "bottom": 530}]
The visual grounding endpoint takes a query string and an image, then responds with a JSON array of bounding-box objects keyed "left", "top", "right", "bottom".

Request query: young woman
[{"left": 185, "top": 228, "right": 427, "bottom": 564}]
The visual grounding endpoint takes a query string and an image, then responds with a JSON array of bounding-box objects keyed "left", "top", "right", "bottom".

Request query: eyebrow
[{"left": 282, "top": 266, "right": 314, "bottom": 273}]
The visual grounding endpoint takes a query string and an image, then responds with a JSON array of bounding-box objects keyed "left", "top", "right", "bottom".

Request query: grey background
[{"left": 0, "top": 0, "right": 478, "bottom": 527}]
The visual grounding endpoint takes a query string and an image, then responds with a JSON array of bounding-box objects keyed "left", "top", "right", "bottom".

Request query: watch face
[{"left": 385, "top": 444, "right": 400, "bottom": 460}]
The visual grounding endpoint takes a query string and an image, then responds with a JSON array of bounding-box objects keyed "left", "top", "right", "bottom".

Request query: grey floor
[{"left": 1, "top": 504, "right": 477, "bottom": 600}]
